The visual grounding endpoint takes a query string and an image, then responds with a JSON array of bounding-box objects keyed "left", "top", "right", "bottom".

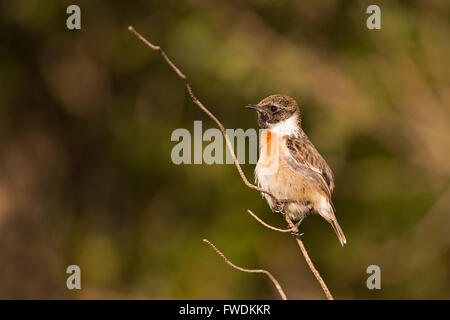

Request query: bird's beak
[{"left": 246, "top": 104, "right": 262, "bottom": 112}]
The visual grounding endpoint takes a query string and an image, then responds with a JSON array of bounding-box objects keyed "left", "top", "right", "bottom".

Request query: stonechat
[{"left": 247, "top": 95, "right": 347, "bottom": 246}]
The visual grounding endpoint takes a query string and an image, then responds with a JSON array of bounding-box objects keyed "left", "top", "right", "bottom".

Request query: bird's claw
[
  {"left": 290, "top": 217, "right": 304, "bottom": 239},
  {"left": 290, "top": 229, "right": 304, "bottom": 239},
  {"left": 274, "top": 200, "right": 286, "bottom": 214}
]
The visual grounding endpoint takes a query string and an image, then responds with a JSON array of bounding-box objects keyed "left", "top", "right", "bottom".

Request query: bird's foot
[
  {"left": 274, "top": 199, "right": 298, "bottom": 214},
  {"left": 290, "top": 217, "right": 304, "bottom": 239},
  {"left": 290, "top": 229, "right": 304, "bottom": 239},
  {"left": 273, "top": 200, "right": 286, "bottom": 214}
]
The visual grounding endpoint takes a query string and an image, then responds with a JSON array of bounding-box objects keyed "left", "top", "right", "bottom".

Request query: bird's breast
[
  {"left": 256, "top": 130, "right": 281, "bottom": 172},
  {"left": 255, "top": 130, "right": 289, "bottom": 193}
]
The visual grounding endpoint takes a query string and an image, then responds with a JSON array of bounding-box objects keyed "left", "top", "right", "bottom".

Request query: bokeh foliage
[{"left": 0, "top": 0, "right": 449, "bottom": 299}]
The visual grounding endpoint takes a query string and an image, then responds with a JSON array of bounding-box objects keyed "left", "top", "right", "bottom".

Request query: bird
[{"left": 247, "top": 94, "right": 347, "bottom": 246}]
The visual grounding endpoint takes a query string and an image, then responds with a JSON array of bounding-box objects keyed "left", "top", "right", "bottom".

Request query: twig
[
  {"left": 128, "top": 26, "right": 278, "bottom": 202},
  {"left": 247, "top": 209, "right": 333, "bottom": 299},
  {"left": 128, "top": 25, "right": 334, "bottom": 300},
  {"left": 203, "top": 239, "right": 287, "bottom": 300},
  {"left": 247, "top": 210, "right": 292, "bottom": 232},
  {"left": 283, "top": 215, "right": 334, "bottom": 300}
]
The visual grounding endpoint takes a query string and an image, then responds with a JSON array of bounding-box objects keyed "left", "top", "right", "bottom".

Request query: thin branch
[
  {"left": 283, "top": 215, "right": 334, "bottom": 300},
  {"left": 203, "top": 239, "right": 287, "bottom": 300},
  {"left": 247, "top": 210, "right": 292, "bottom": 233},
  {"left": 128, "top": 26, "right": 277, "bottom": 201},
  {"left": 247, "top": 209, "right": 332, "bottom": 299},
  {"left": 128, "top": 25, "right": 334, "bottom": 300}
]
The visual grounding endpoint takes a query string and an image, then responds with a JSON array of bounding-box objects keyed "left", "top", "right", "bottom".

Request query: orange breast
[{"left": 259, "top": 130, "right": 280, "bottom": 169}]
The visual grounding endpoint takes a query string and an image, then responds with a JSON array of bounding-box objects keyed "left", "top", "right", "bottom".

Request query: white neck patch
[{"left": 268, "top": 114, "right": 299, "bottom": 136}]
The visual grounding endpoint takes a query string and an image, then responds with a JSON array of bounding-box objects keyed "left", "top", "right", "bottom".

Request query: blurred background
[{"left": 0, "top": 0, "right": 449, "bottom": 299}]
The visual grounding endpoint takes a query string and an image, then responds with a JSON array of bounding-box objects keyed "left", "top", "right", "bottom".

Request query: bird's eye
[{"left": 270, "top": 105, "right": 277, "bottom": 112}]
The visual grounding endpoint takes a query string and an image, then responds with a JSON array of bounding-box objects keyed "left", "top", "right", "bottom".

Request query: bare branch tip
[
  {"left": 202, "top": 238, "right": 287, "bottom": 300},
  {"left": 247, "top": 209, "right": 292, "bottom": 233}
]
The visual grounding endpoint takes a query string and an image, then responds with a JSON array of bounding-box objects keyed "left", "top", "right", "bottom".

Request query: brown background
[{"left": 0, "top": 0, "right": 449, "bottom": 299}]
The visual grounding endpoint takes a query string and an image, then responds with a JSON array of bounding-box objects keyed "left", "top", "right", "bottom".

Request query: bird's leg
[
  {"left": 273, "top": 199, "right": 292, "bottom": 214},
  {"left": 274, "top": 199, "right": 299, "bottom": 214},
  {"left": 274, "top": 199, "right": 311, "bottom": 238},
  {"left": 294, "top": 217, "right": 304, "bottom": 229},
  {"left": 289, "top": 201, "right": 312, "bottom": 239},
  {"left": 290, "top": 217, "right": 304, "bottom": 239}
]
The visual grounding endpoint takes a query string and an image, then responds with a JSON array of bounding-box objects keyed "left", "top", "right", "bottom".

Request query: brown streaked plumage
[{"left": 247, "top": 94, "right": 347, "bottom": 246}]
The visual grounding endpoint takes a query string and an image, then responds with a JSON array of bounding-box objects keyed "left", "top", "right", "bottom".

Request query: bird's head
[{"left": 246, "top": 95, "right": 301, "bottom": 132}]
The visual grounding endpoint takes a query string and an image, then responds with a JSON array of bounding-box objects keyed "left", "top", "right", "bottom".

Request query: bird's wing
[{"left": 285, "top": 134, "right": 335, "bottom": 197}]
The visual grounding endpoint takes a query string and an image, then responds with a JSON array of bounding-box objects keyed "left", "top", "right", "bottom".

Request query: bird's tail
[
  {"left": 329, "top": 216, "right": 347, "bottom": 246},
  {"left": 317, "top": 196, "right": 347, "bottom": 246}
]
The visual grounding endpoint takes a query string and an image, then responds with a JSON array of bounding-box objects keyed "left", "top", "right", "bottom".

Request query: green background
[{"left": 0, "top": 0, "right": 449, "bottom": 299}]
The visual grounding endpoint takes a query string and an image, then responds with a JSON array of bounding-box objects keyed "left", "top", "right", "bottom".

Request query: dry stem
[
  {"left": 203, "top": 239, "right": 287, "bottom": 300},
  {"left": 283, "top": 215, "right": 333, "bottom": 299},
  {"left": 247, "top": 210, "right": 292, "bottom": 233}
]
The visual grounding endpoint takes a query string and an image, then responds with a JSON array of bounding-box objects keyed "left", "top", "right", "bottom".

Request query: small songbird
[{"left": 247, "top": 95, "right": 347, "bottom": 246}]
